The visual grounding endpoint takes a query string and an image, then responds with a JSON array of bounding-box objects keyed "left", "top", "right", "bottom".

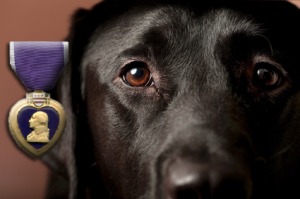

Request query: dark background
[{"left": 0, "top": 0, "right": 299, "bottom": 199}]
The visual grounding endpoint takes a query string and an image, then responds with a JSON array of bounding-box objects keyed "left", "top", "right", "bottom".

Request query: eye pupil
[
  {"left": 257, "top": 69, "right": 276, "bottom": 85},
  {"left": 130, "top": 68, "right": 145, "bottom": 79},
  {"left": 254, "top": 63, "right": 280, "bottom": 88},
  {"left": 122, "top": 61, "right": 152, "bottom": 87}
]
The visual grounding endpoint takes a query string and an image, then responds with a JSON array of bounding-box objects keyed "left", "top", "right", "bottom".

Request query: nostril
[
  {"left": 176, "top": 188, "right": 201, "bottom": 199},
  {"left": 211, "top": 175, "right": 249, "bottom": 199},
  {"left": 164, "top": 158, "right": 251, "bottom": 199}
]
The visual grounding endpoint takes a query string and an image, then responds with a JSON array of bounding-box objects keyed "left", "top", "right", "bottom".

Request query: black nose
[{"left": 164, "top": 158, "right": 251, "bottom": 199}]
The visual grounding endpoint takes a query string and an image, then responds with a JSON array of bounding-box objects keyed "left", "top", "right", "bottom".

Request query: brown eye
[
  {"left": 253, "top": 62, "right": 281, "bottom": 89},
  {"left": 122, "top": 61, "right": 152, "bottom": 87}
]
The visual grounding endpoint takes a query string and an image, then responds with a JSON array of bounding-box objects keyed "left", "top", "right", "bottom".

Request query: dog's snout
[
  {"left": 164, "top": 158, "right": 208, "bottom": 199},
  {"left": 164, "top": 158, "right": 251, "bottom": 199}
]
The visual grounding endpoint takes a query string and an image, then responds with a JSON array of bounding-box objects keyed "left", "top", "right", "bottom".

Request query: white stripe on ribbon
[
  {"left": 9, "top": 42, "right": 16, "bottom": 71},
  {"left": 63, "top": 42, "right": 69, "bottom": 66}
]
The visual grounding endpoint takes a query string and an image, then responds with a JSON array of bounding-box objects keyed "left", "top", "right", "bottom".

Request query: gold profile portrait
[{"left": 27, "top": 111, "right": 50, "bottom": 143}]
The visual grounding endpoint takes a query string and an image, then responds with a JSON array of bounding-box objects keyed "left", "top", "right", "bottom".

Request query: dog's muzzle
[{"left": 163, "top": 156, "right": 252, "bottom": 199}]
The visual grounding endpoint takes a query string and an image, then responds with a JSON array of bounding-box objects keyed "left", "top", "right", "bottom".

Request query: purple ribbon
[{"left": 9, "top": 41, "right": 68, "bottom": 91}]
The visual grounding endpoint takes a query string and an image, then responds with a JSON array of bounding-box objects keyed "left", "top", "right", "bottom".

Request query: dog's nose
[{"left": 164, "top": 158, "right": 250, "bottom": 199}]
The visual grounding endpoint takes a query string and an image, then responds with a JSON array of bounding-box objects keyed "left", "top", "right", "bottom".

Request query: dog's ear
[
  {"left": 40, "top": 1, "right": 130, "bottom": 197},
  {"left": 266, "top": 1, "right": 300, "bottom": 87},
  {"left": 40, "top": 4, "right": 102, "bottom": 199}
]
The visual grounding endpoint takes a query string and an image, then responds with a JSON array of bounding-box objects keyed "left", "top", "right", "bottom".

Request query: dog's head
[{"left": 44, "top": 1, "right": 300, "bottom": 198}]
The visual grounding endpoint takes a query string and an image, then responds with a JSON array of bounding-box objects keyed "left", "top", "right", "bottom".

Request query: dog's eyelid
[
  {"left": 119, "top": 59, "right": 152, "bottom": 74},
  {"left": 253, "top": 56, "right": 287, "bottom": 76}
]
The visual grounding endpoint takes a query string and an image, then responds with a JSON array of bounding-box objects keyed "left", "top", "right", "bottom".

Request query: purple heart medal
[{"left": 8, "top": 41, "right": 68, "bottom": 158}]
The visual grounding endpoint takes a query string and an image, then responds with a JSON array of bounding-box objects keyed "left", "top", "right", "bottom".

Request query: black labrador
[{"left": 42, "top": 0, "right": 300, "bottom": 198}]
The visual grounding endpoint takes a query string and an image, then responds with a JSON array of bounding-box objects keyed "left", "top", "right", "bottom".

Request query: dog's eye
[
  {"left": 121, "top": 61, "right": 152, "bottom": 87},
  {"left": 253, "top": 62, "right": 282, "bottom": 89}
]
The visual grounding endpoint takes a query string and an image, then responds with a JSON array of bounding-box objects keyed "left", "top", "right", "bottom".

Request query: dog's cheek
[
  {"left": 84, "top": 66, "right": 151, "bottom": 198},
  {"left": 267, "top": 92, "right": 300, "bottom": 194}
]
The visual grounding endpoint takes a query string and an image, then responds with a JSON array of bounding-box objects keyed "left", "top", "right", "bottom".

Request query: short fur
[{"left": 43, "top": 1, "right": 300, "bottom": 198}]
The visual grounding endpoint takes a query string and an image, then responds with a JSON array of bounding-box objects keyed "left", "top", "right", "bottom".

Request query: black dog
[{"left": 42, "top": 0, "right": 300, "bottom": 198}]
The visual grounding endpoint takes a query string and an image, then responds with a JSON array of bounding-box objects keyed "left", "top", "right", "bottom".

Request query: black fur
[{"left": 45, "top": 1, "right": 300, "bottom": 198}]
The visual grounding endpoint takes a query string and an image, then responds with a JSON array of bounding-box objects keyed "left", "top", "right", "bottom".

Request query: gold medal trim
[{"left": 8, "top": 97, "right": 65, "bottom": 158}]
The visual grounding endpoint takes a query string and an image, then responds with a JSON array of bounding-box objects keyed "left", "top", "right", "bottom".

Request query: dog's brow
[{"left": 119, "top": 44, "right": 150, "bottom": 59}]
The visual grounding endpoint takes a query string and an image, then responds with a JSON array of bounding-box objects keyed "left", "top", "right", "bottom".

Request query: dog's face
[{"left": 53, "top": 1, "right": 300, "bottom": 198}]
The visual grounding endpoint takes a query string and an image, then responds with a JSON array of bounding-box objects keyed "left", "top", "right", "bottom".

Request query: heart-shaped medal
[
  {"left": 8, "top": 42, "right": 68, "bottom": 158},
  {"left": 8, "top": 92, "right": 65, "bottom": 157}
]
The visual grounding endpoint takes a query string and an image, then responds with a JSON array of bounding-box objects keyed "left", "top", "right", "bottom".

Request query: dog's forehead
[
  {"left": 82, "top": 4, "right": 258, "bottom": 78},
  {"left": 80, "top": 1, "right": 300, "bottom": 91}
]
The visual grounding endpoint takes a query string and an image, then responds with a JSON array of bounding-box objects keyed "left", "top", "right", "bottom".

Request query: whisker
[{"left": 271, "top": 146, "right": 292, "bottom": 159}]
